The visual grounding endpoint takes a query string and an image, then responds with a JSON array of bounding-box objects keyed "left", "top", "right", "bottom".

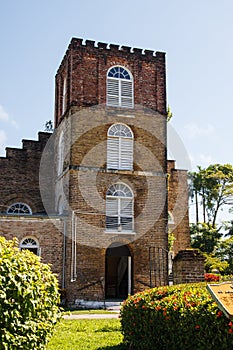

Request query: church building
[{"left": 0, "top": 38, "right": 200, "bottom": 305}]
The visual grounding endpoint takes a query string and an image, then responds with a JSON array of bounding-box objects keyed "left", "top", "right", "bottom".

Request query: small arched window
[
  {"left": 107, "top": 66, "right": 134, "bottom": 108},
  {"left": 7, "top": 203, "right": 32, "bottom": 215},
  {"left": 107, "top": 123, "right": 133, "bottom": 170},
  {"left": 20, "top": 237, "right": 40, "bottom": 256},
  {"left": 58, "top": 131, "right": 64, "bottom": 175},
  {"left": 106, "top": 183, "right": 134, "bottom": 232}
]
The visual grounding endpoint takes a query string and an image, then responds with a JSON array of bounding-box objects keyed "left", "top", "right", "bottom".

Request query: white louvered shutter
[
  {"left": 107, "top": 79, "right": 119, "bottom": 107},
  {"left": 120, "top": 198, "right": 133, "bottom": 231},
  {"left": 106, "top": 198, "right": 118, "bottom": 216},
  {"left": 120, "top": 138, "right": 133, "bottom": 170},
  {"left": 106, "top": 183, "right": 134, "bottom": 232},
  {"left": 107, "top": 137, "right": 119, "bottom": 169},
  {"left": 106, "top": 198, "right": 118, "bottom": 230},
  {"left": 121, "top": 80, "right": 133, "bottom": 108}
]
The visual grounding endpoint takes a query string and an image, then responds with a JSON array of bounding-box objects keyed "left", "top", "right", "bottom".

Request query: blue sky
[{"left": 0, "top": 0, "right": 233, "bottom": 173}]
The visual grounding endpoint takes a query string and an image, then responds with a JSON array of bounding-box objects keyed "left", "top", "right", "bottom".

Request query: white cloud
[
  {"left": 10, "top": 120, "right": 19, "bottom": 129},
  {"left": 189, "top": 153, "right": 217, "bottom": 170},
  {"left": 0, "top": 105, "right": 18, "bottom": 129},
  {"left": 0, "top": 105, "right": 9, "bottom": 121},
  {"left": 183, "top": 122, "right": 214, "bottom": 139},
  {"left": 0, "top": 130, "right": 7, "bottom": 155}
]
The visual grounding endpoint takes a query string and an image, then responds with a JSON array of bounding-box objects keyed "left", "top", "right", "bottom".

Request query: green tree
[
  {"left": 203, "top": 252, "right": 229, "bottom": 274},
  {"left": 189, "top": 164, "right": 233, "bottom": 226},
  {"left": 215, "top": 236, "right": 233, "bottom": 274},
  {"left": 190, "top": 223, "right": 222, "bottom": 254},
  {"left": 0, "top": 237, "right": 60, "bottom": 350}
]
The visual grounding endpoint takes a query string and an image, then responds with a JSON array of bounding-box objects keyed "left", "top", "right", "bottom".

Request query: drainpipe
[{"left": 62, "top": 216, "right": 67, "bottom": 290}]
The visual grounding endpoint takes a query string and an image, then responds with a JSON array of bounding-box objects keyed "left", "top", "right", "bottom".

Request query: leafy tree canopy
[
  {"left": 190, "top": 223, "right": 222, "bottom": 254},
  {"left": 189, "top": 163, "right": 233, "bottom": 226}
]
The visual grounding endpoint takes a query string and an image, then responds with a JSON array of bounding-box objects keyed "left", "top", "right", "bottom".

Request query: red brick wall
[
  {"left": 55, "top": 38, "right": 166, "bottom": 126},
  {"left": 172, "top": 249, "right": 205, "bottom": 284}
]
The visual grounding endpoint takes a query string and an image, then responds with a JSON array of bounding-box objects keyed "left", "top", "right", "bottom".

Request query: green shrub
[
  {"left": 0, "top": 237, "right": 61, "bottom": 350},
  {"left": 120, "top": 283, "right": 233, "bottom": 350}
]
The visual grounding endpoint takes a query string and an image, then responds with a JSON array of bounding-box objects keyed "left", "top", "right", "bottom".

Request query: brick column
[{"left": 173, "top": 249, "right": 205, "bottom": 284}]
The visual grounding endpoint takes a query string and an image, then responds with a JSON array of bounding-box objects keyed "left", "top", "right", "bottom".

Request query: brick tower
[{"left": 52, "top": 38, "right": 171, "bottom": 303}]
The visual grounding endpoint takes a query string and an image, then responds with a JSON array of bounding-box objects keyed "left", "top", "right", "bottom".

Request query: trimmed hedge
[
  {"left": 0, "top": 237, "right": 61, "bottom": 350},
  {"left": 120, "top": 283, "right": 233, "bottom": 349}
]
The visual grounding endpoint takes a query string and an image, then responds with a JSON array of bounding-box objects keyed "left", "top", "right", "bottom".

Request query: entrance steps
[
  {"left": 73, "top": 299, "right": 123, "bottom": 311},
  {"left": 105, "top": 300, "right": 122, "bottom": 312}
]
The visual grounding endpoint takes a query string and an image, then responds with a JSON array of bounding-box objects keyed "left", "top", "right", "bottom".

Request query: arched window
[
  {"left": 107, "top": 123, "right": 133, "bottom": 170},
  {"left": 7, "top": 202, "right": 32, "bottom": 215},
  {"left": 58, "top": 131, "right": 64, "bottom": 175},
  {"left": 106, "top": 183, "right": 134, "bottom": 232},
  {"left": 107, "top": 66, "right": 134, "bottom": 108},
  {"left": 62, "top": 77, "right": 67, "bottom": 115},
  {"left": 20, "top": 237, "right": 40, "bottom": 256}
]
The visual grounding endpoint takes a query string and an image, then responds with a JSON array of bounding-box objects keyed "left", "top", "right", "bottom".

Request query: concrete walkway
[
  {"left": 62, "top": 301, "right": 122, "bottom": 319},
  {"left": 63, "top": 313, "right": 119, "bottom": 319}
]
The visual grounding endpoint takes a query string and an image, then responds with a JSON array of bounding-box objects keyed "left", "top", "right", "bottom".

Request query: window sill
[{"left": 105, "top": 230, "right": 136, "bottom": 235}]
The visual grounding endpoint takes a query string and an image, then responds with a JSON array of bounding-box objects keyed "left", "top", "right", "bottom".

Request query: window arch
[
  {"left": 7, "top": 202, "right": 32, "bottom": 215},
  {"left": 107, "top": 66, "right": 134, "bottom": 108},
  {"left": 107, "top": 123, "right": 133, "bottom": 170},
  {"left": 106, "top": 183, "right": 134, "bottom": 232},
  {"left": 57, "top": 131, "right": 64, "bottom": 175},
  {"left": 20, "top": 237, "right": 40, "bottom": 256}
]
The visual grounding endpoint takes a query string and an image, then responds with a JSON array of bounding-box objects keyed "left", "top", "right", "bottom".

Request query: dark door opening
[{"left": 105, "top": 243, "right": 132, "bottom": 299}]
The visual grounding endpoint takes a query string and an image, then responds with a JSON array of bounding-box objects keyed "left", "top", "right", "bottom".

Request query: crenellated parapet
[
  {"left": 55, "top": 37, "right": 167, "bottom": 127},
  {"left": 57, "top": 37, "right": 165, "bottom": 75},
  {"left": 0, "top": 132, "right": 52, "bottom": 214},
  {"left": 0, "top": 132, "right": 51, "bottom": 161}
]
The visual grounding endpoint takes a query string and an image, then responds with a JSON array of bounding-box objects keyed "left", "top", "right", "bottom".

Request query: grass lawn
[{"left": 47, "top": 319, "right": 126, "bottom": 350}]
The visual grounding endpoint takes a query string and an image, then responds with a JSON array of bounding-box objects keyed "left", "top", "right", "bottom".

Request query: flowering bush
[
  {"left": 0, "top": 237, "right": 61, "bottom": 350},
  {"left": 204, "top": 273, "right": 220, "bottom": 282},
  {"left": 120, "top": 283, "right": 233, "bottom": 349}
]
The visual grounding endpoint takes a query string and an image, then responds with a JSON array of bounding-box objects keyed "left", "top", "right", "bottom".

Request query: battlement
[
  {"left": 55, "top": 37, "right": 167, "bottom": 126},
  {"left": 70, "top": 37, "right": 165, "bottom": 56},
  {"left": 57, "top": 37, "right": 165, "bottom": 75},
  {"left": 0, "top": 132, "right": 51, "bottom": 161}
]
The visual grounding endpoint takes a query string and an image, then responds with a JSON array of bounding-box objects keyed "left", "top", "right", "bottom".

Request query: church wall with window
[
  {"left": 0, "top": 38, "right": 192, "bottom": 304},
  {"left": 0, "top": 216, "right": 64, "bottom": 282},
  {"left": 0, "top": 132, "right": 51, "bottom": 214}
]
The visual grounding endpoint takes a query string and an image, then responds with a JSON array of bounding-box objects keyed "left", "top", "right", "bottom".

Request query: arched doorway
[{"left": 105, "top": 242, "right": 132, "bottom": 299}]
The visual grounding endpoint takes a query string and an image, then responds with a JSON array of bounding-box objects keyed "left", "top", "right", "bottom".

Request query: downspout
[{"left": 62, "top": 216, "right": 67, "bottom": 289}]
